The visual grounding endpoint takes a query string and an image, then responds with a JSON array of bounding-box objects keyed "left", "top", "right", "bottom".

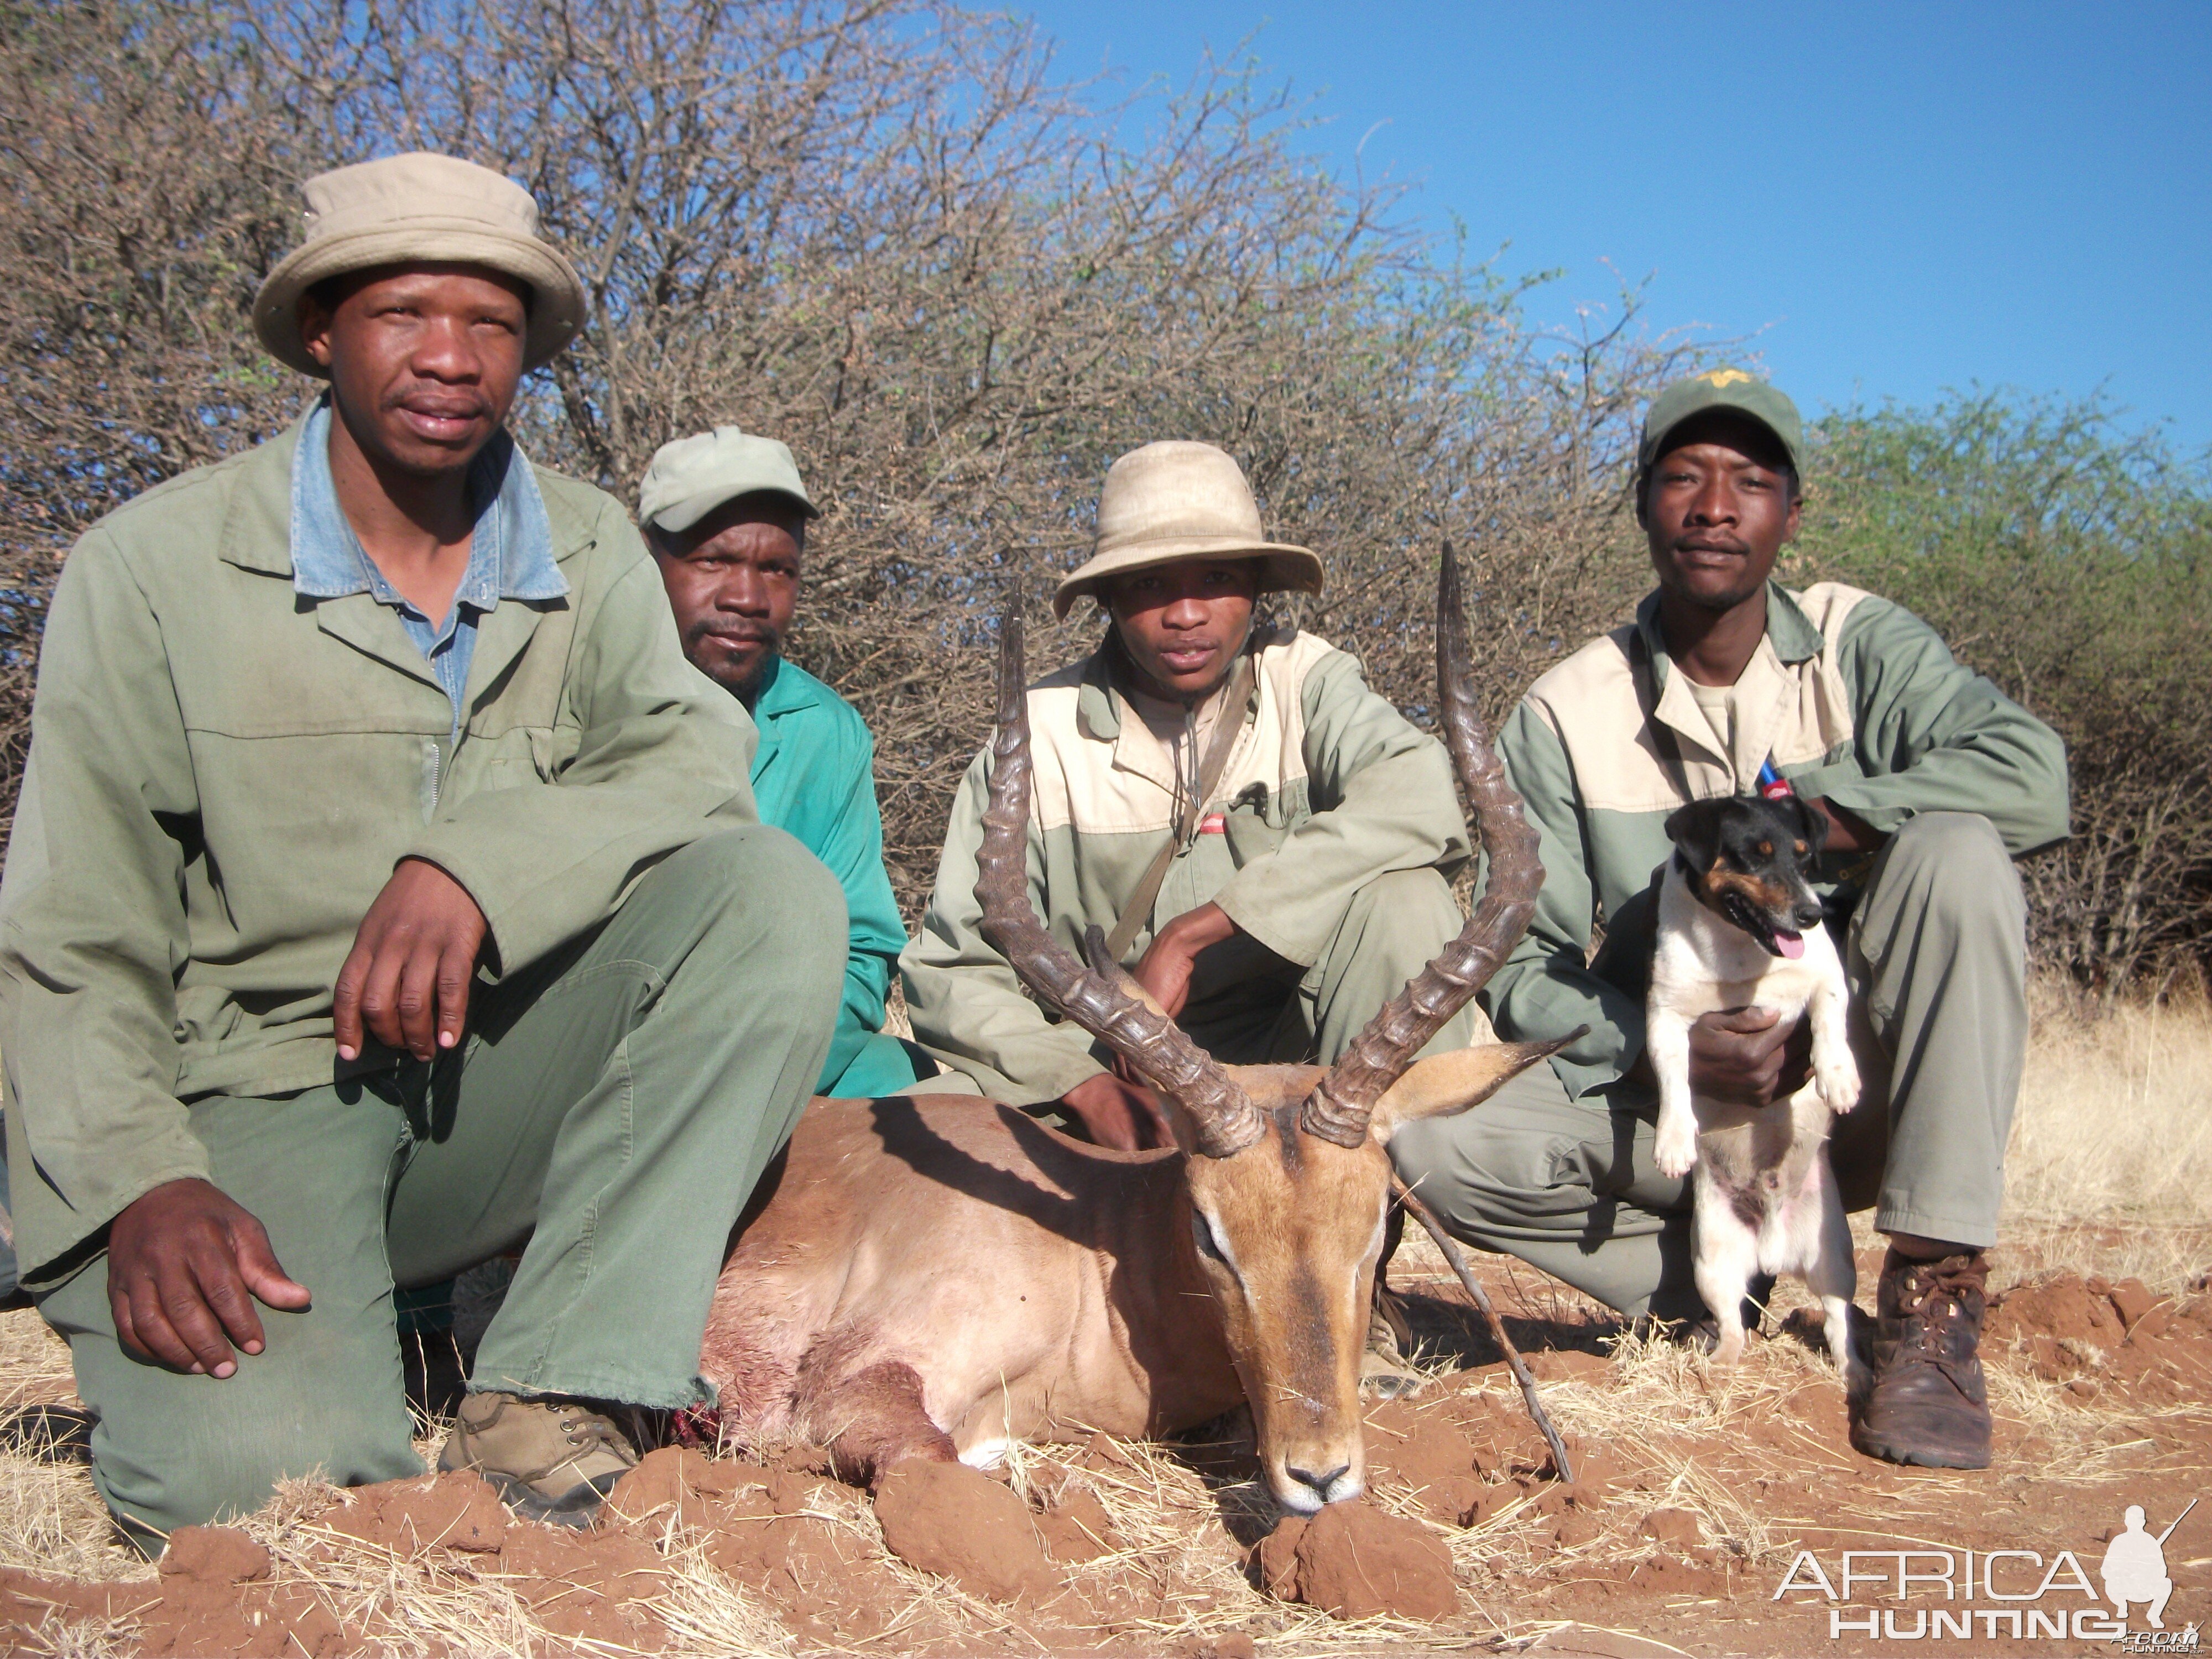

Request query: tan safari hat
[
  {"left": 1052, "top": 441, "right": 1323, "bottom": 620},
  {"left": 253, "top": 152, "right": 588, "bottom": 377},
  {"left": 637, "top": 426, "right": 818, "bottom": 534}
]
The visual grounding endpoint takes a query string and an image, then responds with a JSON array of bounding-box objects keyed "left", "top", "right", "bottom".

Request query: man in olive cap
[
  {"left": 639, "top": 427, "right": 920, "bottom": 1098},
  {"left": 902, "top": 440, "right": 1480, "bottom": 1389},
  {"left": 1390, "top": 371, "right": 2070, "bottom": 1469},
  {"left": 0, "top": 153, "right": 843, "bottom": 1545}
]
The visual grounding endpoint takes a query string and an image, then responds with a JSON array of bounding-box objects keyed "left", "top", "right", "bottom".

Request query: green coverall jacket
[
  {"left": 1488, "top": 579, "right": 2071, "bottom": 1102},
  {"left": 0, "top": 413, "right": 759, "bottom": 1285},
  {"left": 744, "top": 655, "right": 915, "bottom": 1098},
  {"left": 900, "top": 625, "right": 1470, "bottom": 1104}
]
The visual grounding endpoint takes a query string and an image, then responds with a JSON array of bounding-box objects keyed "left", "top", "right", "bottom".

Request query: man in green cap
[
  {"left": 639, "top": 426, "right": 921, "bottom": 1098},
  {"left": 1390, "top": 370, "right": 2070, "bottom": 1469},
  {"left": 0, "top": 153, "right": 843, "bottom": 1546},
  {"left": 902, "top": 440, "right": 1482, "bottom": 1391}
]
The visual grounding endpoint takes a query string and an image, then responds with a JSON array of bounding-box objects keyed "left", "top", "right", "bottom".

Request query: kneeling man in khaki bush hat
[
  {"left": 901, "top": 441, "right": 1480, "bottom": 1390},
  {"left": 0, "top": 153, "right": 843, "bottom": 1545}
]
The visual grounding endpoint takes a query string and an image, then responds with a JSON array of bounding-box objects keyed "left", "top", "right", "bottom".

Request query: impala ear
[{"left": 1366, "top": 1031, "right": 1585, "bottom": 1144}]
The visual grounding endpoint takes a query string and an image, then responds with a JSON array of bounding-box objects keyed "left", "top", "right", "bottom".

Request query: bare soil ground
[{"left": 1, "top": 988, "right": 2206, "bottom": 1657}]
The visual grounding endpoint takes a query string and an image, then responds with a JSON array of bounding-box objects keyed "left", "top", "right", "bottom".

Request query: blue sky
[{"left": 1015, "top": 2, "right": 2212, "bottom": 454}]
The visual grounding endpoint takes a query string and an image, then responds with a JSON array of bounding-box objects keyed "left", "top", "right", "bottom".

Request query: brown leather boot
[{"left": 1850, "top": 1249, "right": 1992, "bottom": 1470}]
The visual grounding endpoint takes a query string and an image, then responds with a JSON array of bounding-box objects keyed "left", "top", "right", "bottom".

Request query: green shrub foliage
[{"left": 0, "top": 1, "right": 2203, "bottom": 988}]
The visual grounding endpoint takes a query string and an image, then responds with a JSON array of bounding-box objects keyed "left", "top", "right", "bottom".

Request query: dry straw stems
[{"left": 2, "top": 988, "right": 2205, "bottom": 1655}]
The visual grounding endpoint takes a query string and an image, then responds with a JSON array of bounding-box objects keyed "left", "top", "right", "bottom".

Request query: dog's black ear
[
  {"left": 1663, "top": 799, "right": 1727, "bottom": 870},
  {"left": 1779, "top": 795, "right": 1829, "bottom": 857}
]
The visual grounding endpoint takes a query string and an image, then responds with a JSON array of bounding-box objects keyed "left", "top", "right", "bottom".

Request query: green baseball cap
[
  {"left": 637, "top": 426, "right": 818, "bottom": 534},
  {"left": 1637, "top": 371, "right": 1805, "bottom": 479}
]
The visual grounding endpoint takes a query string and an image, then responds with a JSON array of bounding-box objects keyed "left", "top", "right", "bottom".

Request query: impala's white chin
[
  {"left": 958, "top": 1437, "right": 1011, "bottom": 1470},
  {"left": 1270, "top": 1468, "right": 1364, "bottom": 1514}
]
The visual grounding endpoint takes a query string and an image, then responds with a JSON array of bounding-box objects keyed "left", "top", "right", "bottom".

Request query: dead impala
[{"left": 699, "top": 550, "right": 1562, "bottom": 1514}]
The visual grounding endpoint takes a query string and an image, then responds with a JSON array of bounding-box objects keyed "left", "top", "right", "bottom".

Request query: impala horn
[
  {"left": 1298, "top": 542, "right": 1546, "bottom": 1148},
  {"left": 974, "top": 598, "right": 1265, "bottom": 1158}
]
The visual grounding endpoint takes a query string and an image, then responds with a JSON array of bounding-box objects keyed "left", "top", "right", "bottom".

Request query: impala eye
[{"left": 1192, "top": 1209, "right": 1232, "bottom": 1268}]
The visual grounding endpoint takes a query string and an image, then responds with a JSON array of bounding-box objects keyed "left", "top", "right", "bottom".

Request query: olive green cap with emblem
[{"left": 1638, "top": 369, "right": 1806, "bottom": 479}]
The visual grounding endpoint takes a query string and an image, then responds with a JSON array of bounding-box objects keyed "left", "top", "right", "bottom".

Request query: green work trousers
[
  {"left": 948, "top": 867, "right": 1481, "bottom": 1115},
  {"left": 1180, "top": 868, "right": 1481, "bottom": 1066},
  {"left": 40, "top": 827, "right": 843, "bottom": 1550},
  {"left": 1389, "top": 812, "right": 2028, "bottom": 1318}
]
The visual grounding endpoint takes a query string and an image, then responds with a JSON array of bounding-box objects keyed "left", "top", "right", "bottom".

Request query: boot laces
[
  {"left": 1901, "top": 1255, "right": 1983, "bottom": 1319},
  {"left": 557, "top": 1405, "right": 633, "bottom": 1460}
]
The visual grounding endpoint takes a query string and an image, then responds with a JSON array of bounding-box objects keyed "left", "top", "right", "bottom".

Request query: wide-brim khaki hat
[
  {"left": 1052, "top": 441, "right": 1323, "bottom": 620},
  {"left": 253, "top": 152, "right": 588, "bottom": 377}
]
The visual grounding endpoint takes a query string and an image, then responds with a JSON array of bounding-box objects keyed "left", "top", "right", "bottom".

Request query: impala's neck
[{"left": 1086, "top": 1150, "right": 1244, "bottom": 1434}]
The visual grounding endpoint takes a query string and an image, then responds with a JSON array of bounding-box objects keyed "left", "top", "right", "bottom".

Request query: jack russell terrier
[{"left": 1646, "top": 792, "right": 1864, "bottom": 1389}]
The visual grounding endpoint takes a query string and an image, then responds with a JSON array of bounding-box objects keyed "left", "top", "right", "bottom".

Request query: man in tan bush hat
[
  {"left": 0, "top": 153, "right": 843, "bottom": 1546},
  {"left": 901, "top": 440, "right": 1480, "bottom": 1389}
]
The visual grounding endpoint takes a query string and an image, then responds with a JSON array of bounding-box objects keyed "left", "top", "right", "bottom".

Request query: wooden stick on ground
[{"left": 1391, "top": 1176, "right": 1576, "bottom": 1484}]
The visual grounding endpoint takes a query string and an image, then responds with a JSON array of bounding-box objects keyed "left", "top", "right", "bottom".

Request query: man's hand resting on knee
[
  {"left": 1686, "top": 1007, "right": 1815, "bottom": 1107},
  {"left": 1130, "top": 900, "right": 1237, "bottom": 1020},
  {"left": 333, "top": 857, "right": 489, "bottom": 1063},
  {"left": 108, "top": 1179, "right": 311, "bottom": 1378}
]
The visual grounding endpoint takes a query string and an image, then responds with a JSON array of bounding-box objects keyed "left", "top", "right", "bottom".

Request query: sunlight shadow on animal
[{"left": 862, "top": 1095, "right": 1163, "bottom": 1246}]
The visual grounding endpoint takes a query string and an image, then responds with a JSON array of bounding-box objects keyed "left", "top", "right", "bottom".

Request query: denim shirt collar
[{"left": 288, "top": 396, "right": 569, "bottom": 614}]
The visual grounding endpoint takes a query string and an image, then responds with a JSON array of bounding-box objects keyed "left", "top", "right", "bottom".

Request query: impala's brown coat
[
  {"left": 700, "top": 549, "right": 1554, "bottom": 1513},
  {"left": 700, "top": 1045, "right": 1553, "bottom": 1509}
]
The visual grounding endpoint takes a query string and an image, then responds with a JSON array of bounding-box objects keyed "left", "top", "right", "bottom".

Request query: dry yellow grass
[
  {"left": 0, "top": 980, "right": 2205, "bottom": 1656},
  {"left": 2001, "top": 983, "right": 2212, "bottom": 1292},
  {"left": 0, "top": 1312, "right": 143, "bottom": 1587}
]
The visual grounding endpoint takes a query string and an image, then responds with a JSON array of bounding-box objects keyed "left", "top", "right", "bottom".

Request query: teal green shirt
[{"left": 747, "top": 656, "right": 917, "bottom": 1097}]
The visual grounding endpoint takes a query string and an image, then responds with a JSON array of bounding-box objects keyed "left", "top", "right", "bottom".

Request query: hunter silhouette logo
[
  {"left": 2106, "top": 1504, "right": 2181, "bottom": 1626},
  {"left": 1773, "top": 1496, "right": 2200, "bottom": 1644}
]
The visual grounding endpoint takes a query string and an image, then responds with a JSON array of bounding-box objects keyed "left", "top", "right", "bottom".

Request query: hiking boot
[
  {"left": 439, "top": 1391, "right": 640, "bottom": 1525},
  {"left": 1360, "top": 1283, "right": 1425, "bottom": 1399},
  {"left": 1850, "top": 1249, "right": 1992, "bottom": 1470}
]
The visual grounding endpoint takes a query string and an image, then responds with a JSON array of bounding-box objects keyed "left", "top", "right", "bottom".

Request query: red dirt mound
[
  {"left": 322, "top": 1468, "right": 507, "bottom": 1554},
  {"left": 1259, "top": 1501, "right": 1458, "bottom": 1621},
  {"left": 872, "top": 1456, "right": 1057, "bottom": 1603},
  {"left": 604, "top": 1442, "right": 757, "bottom": 1527},
  {"left": 600, "top": 1443, "right": 918, "bottom": 1646},
  {"left": 2, "top": 1544, "right": 348, "bottom": 1659},
  {"left": 159, "top": 1524, "right": 271, "bottom": 1584},
  {"left": 1983, "top": 1271, "right": 2212, "bottom": 1400},
  {"left": 15, "top": 1249, "right": 2212, "bottom": 1656}
]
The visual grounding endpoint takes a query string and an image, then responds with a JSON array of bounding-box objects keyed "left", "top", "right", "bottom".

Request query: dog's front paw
[
  {"left": 1653, "top": 1118, "right": 1699, "bottom": 1178},
  {"left": 1817, "top": 1054, "right": 1863, "bottom": 1115}
]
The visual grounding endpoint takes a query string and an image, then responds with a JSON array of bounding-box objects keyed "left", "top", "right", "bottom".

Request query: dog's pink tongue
[{"left": 1776, "top": 931, "right": 1806, "bottom": 959}]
